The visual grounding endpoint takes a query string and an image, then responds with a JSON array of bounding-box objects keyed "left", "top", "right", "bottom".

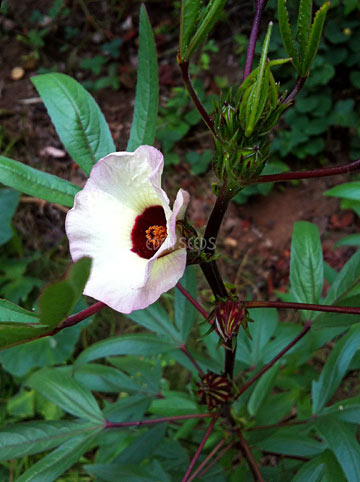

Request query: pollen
[{"left": 146, "top": 225, "right": 167, "bottom": 248}]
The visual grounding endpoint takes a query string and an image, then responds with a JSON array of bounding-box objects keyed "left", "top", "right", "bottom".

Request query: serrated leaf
[
  {"left": 0, "top": 420, "right": 99, "bottom": 461},
  {"left": 39, "top": 257, "right": 91, "bottom": 327},
  {"left": 0, "top": 156, "right": 80, "bottom": 207},
  {"left": 185, "top": 0, "right": 226, "bottom": 60},
  {"left": 127, "top": 5, "right": 158, "bottom": 151},
  {"left": 75, "top": 334, "right": 178, "bottom": 366},
  {"left": 296, "top": 0, "right": 312, "bottom": 60},
  {"left": 315, "top": 418, "right": 360, "bottom": 482},
  {"left": 180, "top": 0, "right": 202, "bottom": 58},
  {"left": 312, "top": 324, "right": 360, "bottom": 414},
  {"left": 27, "top": 368, "right": 104, "bottom": 422},
  {"left": 32, "top": 73, "right": 115, "bottom": 175},
  {"left": 17, "top": 431, "right": 100, "bottom": 482},
  {"left": 278, "top": 0, "right": 300, "bottom": 71},
  {"left": 290, "top": 221, "right": 323, "bottom": 320},
  {"left": 302, "top": 2, "right": 330, "bottom": 76}
]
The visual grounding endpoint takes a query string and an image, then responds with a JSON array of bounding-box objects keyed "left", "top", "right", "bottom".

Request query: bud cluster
[{"left": 212, "top": 23, "right": 291, "bottom": 188}]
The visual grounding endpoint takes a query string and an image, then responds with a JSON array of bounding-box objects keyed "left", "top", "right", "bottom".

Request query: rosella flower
[{"left": 65, "top": 145, "right": 190, "bottom": 314}]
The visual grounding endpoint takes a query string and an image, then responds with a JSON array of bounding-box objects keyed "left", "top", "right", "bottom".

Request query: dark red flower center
[{"left": 131, "top": 205, "right": 167, "bottom": 259}]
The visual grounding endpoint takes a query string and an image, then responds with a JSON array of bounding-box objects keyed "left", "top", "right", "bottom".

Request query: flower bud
[
  {"left": 214, "top": 300, "right": 243, "bottom": 344},
  {"left": 197, "top": 372, "right": 231, "bottom": 410}
]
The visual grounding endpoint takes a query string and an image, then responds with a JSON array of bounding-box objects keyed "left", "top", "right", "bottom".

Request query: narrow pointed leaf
[
  {"left": 0, "top": 299, "right": 38, "bottom": 324},
  {"left": 324, "top": 250, "right": 360, "bottom": 306},
  {"left": 316, "top": 418, "right": 360, "bottom": 482},
  {"left": 297, "top": 0, "right": 312, "bottom": 59},
  {"left": 0, "top": 156, "right": 80, "bottom": 207},
  {"left": 0, "top": 188, "right": 20, "bottom": 246},
  {"left": 185, "top": 0, "right": 226, "bottom": 60},
  {"left": 278, "top": 0, "right": 300, "bottom": 70},
  {"left": 0, "top": 420, "right": 99, "bottom": 461},
  {"left": 302, "top": 2, "right": 330, "bottom": 76},
  {"left": 290, "top": 221, "right": 323, "bottom": 319},
  {"left": 180, "top": 0, "right": 202, "bottom": 59},
  {"left": 175, "top": 265, "right": 197, "bottom": 342},
  {"left": 17, "top": 431, "right": 100, "bottom": 482},
  {"left": 312, "top": 324, "right": 360, "bottom": 414},
  {"left": 32, "top": 73, "right": 115, "bottom": 175},
  {"left": 27, "top": 368, "right": 104, "bottom": 422},
  {"left": 127, "top": 5, "right": 158, "bottom": 151}
]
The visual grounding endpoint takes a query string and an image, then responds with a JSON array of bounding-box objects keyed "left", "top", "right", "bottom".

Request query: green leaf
[
  {"left": 312, "top": 324, "right": 360, "bottom": 414},
  {"left": 104, "top": 394, "right": 152, "bottom": 423},
  {"left": 290, "top": 221, "right": 323, "bottom": 319},
  {"left": 255, "top": 429, "right": 325, "bottom": 457},
  {"left": 0, "top": 420, "right": 98, "bottom": 461},
  {"left": 296, "top": 0, "right": 312, "bottom": 60},
  {"left": 278, "top": 0, "right": 300, "bottom": 70},
  {"left": 324, "top": 250, "right": 360, "bottom": 306},
  {"left": 128, "top": 302, "right": 180, "bottom": 342},
  {"left": 0, "top": 299, "right": 92, "bottom": 377},
  {"left": 316, "top": 418, "right": 360, "bottom": 482},
  {"left": 247, "top": 308, "right": 278, "bottom": 366},
  {"left": 127, "top": 5, "right": 158, "bottom": 151},
  {"left": 75, "top": 334, "right": 178, "bottom": 366},
  {"left": 27, "top": 368, "right": 104, "bottom": 422},
  {"left": 174, "top": 265, "right": 197, "bottom": 342},
  {"left": 115, "top": 424, "right": 166, "bottom": 463},
  {"left": 0, "top": 188, "right": 20, "bottom": 246},
  {"left": 0, "top": 322, "right": 48, "bottom": 351},
  {"left": 86, "top": 460, "right": 170, "bottom": 482},
  {"left": 39, "top": 257, "right": 92, "bottom": 327},
  {"left": 314, "top": 295, "right": 360, "bottom": 329},
  {"left": 325, "top": 181, "right": 360, "bottom": 202},
  {"left": 292, "top": 455, "right": 325, "bottom": 482},
  {"left": 247, "top": 362, "right": 280, "bottom": 416},
  {"left": 0, "top": 156, "right": 80, "bottom": 207},
  {"left": 302, "top": 2, "right": 330, "bottom": 76},
  {"left": 185, "top": 0, "right": 226, "bottom": 60},
  {"left": 180, "top": 0, "right": 202, "bottom": 58},
  {"left": 17, "top": 431, "right": 100, "bottom": 482},
  {"left": 0, "top": 299, "right": 38, "bottom": 324},
  {"left": 32, "top": 73, "right": 115, "bottom": 175},
  {"left": 320, "top": 397, "right": 360, "bottom": 425},
  {"left": 149, "top": 390, "right": 199, "bottom": 416},
  {"left": 336, "top": 233, "right": 360, "bottom": 248}
]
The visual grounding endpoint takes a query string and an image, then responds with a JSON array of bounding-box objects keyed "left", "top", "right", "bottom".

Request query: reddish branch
[
  {"left": 182, "top": 414, "right": 220, "bottom": 482},
  {"left": 187, "top": 438, "right": 226, "bottom": 482},
  {"left": 243, "top": 0, "right": 269, "bottom": 80},
  {"left": 197, "top": 441, "right": 235, "bottom": 478},
  {"left": 244, "top": 299, "right": 360, "bottom": 316},
  {"left": 238, "top": 431, "right": 265, "bottom": 481},
  {"left": 178, "top": 58, "right": 216, "bottom": 136},
  {"left": 253, "top": 159, "right": 360, "bottom": 184},
  {"left": 235, "top": 321, "right": 312, "bottom": 400},
  {"left": 176, "top": 283, "right": 209, "bottom": 319},
  {"left": 104, "top": 412, "right": 214, "bottom": 429}
]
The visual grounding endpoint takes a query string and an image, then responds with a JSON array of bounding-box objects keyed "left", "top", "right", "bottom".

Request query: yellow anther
[{"left": 145, "top": 225, "right": 167, "bottom": 248}]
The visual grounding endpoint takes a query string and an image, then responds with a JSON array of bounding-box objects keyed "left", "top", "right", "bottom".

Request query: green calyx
[{"left": 212, "top": 23, "right": 291, "bottom": 189}]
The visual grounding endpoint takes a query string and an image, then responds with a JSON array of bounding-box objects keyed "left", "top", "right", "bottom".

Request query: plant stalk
[
  {"left": 243, "top": 0, "right": 269, "bottom": 80},
  {"left": 244, "top": 300, "right": 360, "bottom": 315},
  {"left": 104, "top": 412, "right": 214, "bottom": 429}
]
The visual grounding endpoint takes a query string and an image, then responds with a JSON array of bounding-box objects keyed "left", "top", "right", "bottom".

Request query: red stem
[
  {"left": 180, "top": 344, "right": 205, "bottom": 376},
  {"left": 238, "top": 431, "right": 264, "bottom": 481},
  {"left": 244, "top": 300, "right": 360, "bottom": 316},
  {"left": 197, "top": 441, "right": 235, "bottom": 478},
  {"left": 104, "top": 412, "right": 213, "bottom": 429},
  {"left": 3, "top": 301, "right": 106, "bottom": 350},
  {"left": 176, "top": 283, "right": 208, "bottom": 319},
  {"left": 235, "top": 321, "right": 312, "bottom": 400},
  {"left": 187, "top": 438, "right": 226, "bottom": 482},
  {"left": 253, "top": 159, "right": 360, "bottom": 184},
  {"left": 284, "top": 76, "right": 307, "bottom": 103},
  {"left": 178, "top": 59, "right": 216, "bottom": 136},
  {"left": 182, "top": 414, "right": 219, "bottom": 482},
  {"left": 243, "top": 0, "right": 269, "bottom": 80}
]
